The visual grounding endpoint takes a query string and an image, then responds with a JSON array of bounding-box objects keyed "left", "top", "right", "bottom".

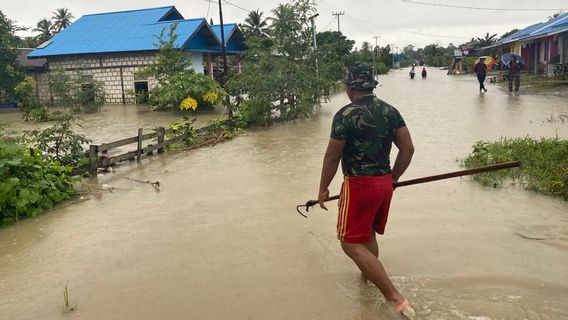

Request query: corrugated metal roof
[
  {"left": 28, "top": 6, "right": 225, "bottom": 58},
  {"left": 210, "top": 24, "right": 246, "bottom": 54},
  {"left": 519, "top": 12, "right": 568, "bottom": 41},
  {"left": 501, "top": 23, "right": 545, "bottom": 44},
  {"left": 211, "top": 24, "right": 236, "bottom": 43},
  {"left": 482, "top": 13, "right": 568, "bottom": 50}
]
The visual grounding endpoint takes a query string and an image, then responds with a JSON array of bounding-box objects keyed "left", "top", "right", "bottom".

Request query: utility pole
[
  {"left": 309, "top": 13, "right": 319, "bottom": 78},
  {"left": 372, "top": 36, "right": 380, "bottom": 78},
  {"left": 391, "top": 44, "right": 395, "bottom": 69},
  {"left": 332, "top": 11, "right": 344, "bottom": 56},
  {"left": 217, "top": 0, "right": 230, "bottom": 117}
]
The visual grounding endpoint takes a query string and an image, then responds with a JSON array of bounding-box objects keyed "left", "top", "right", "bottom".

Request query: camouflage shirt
[{"left": 331, "top": 94, "right": 406, "bottom": 176}]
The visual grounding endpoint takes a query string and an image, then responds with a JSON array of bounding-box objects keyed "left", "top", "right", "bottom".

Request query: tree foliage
[
  {"left": 0, "top": 10, "right": 25, "bottom": 103},
  {"left": 240, "top": 9, "right": 269, "bottom": 38},
  {"left": 226, "top": 0, "right": 325, "bottom": 125},
  {"left": 137, "top": 23, "right": 191, "bottom": 85},
  {"left": 50, "top": 69, "right": 106, "bottom": 113},
  {"left": 52, "top": 8, "right": 74, "bottom": 33},
  {"left": 137, "top": 23, "right": 225, "bottom": 111}
]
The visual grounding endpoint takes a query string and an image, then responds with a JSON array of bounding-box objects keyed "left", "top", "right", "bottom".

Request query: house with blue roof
[
  {"left": 27, "top": 6, "right": 245, "bottom": 104},
  {"left": 484, "top": 13, "right": 568, "bottom": 76}
]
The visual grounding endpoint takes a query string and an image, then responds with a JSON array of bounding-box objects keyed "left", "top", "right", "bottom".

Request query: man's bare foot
[{"left": 391, "top": 299, "right": 416, "bottom": 319}]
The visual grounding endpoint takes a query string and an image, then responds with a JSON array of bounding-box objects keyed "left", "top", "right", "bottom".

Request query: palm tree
[
  {"left": 270, "top": 4, "right": 300, "bottom": 40},
  {"left": 52, "top": 8, "right": 74, "bottom": 33},
  {"left": 241, "top": 9, "right": 269, "bottom": 38},
  {"left": 476, "top": 32, "right": 498, "bottom": 48},
  {"left": 33, "top": 19, "right": 53, "bottom": 43},
  {"left": 360, "top": 41, "right": 371, "bottom": 53}
]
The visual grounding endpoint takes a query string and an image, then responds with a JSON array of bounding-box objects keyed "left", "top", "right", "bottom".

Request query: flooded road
[{"left": 1, "top": 69, "right": 568, "bottom": 320}]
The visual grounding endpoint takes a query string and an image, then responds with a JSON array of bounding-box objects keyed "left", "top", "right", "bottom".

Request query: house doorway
[{"left": 134, "top": 81, "right": 149, "bottom": 104}]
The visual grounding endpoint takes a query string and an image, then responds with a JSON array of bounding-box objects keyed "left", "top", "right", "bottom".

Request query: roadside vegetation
[
  {"left": 0, "top": 121, "right": 81, "bottom": 226},
  {"left": 135, "top": 24, "right": 225, "bottom": 112},
  {"left": 462, "top": 138, "right": 568, "bottom": 200}
]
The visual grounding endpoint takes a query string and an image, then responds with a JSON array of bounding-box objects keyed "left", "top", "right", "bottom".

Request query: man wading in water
[{"left": 318, "top": 62, "right": 415, "bottom": 317}]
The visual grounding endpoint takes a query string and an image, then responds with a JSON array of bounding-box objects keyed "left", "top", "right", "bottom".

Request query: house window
[
  {"left": 81, "top": 75, "right": 94, "bottom": 83},
  {"left": 81, "top": 75, "right": 95, "bottom": 102},
  {"left": 134, "top": 81, "right": 149, "bottom": 104}
]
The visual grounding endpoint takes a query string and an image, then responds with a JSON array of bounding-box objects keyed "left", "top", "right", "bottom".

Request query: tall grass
[{"left": 461, "top": 137, "right": 568, "bottom": 200}]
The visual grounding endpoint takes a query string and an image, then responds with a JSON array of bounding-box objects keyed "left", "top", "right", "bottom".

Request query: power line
[
  {"left": 401, "top": 0, "right": 568, "bottom": 11},
  {"left": 206, "top": 0, "right": 211, "bottom": 19},
  {"left": 318, "top": 0, "right": 469, "bottom": 39},
  {"left": 222, "top": 0, "right": 250, "bottom": 13},
  {"left": 322, "top": 16, "right": 335, "bottom": 31},
  {"left": 343, "top": 14, "right": 469, "bottom": 39}
]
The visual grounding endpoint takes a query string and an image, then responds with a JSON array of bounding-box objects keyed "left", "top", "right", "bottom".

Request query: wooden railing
[{"left": 87, "top": 123, "right": 216, "bottom": 176}]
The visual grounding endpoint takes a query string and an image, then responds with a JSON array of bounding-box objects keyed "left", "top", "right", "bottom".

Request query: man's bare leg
[
  {"left": 364, "top": 231, "right": 379, "bottom": 258},
  {"left": 361, "top": 232, "right": 378, "bottom": 282},
  {"left": 341, "top": 241, "right": 405, "bottom": 305}
]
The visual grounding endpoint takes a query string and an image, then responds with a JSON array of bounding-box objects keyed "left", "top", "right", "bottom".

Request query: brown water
[
  {"left": 0, "top": 105, "right": 223, "bottom": 144},
  {"left": 1, "top": 69, "right": 567, "bottom": 320}
]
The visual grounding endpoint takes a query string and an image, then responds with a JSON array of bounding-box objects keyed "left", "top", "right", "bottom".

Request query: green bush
[
  {"left": 50, "top": 69, "right": 106, "bottom": 113},
  {"left": 15, "top": 76, "right": 40, "bottom": 110},
  {"left": 461, "top": 138, "right": 568, "bottom": 200},
  {"left": 148, "top": 72, "right": 225, "bottom": 111},
  {"left": 375, "top": 62, "right": 389, "bottom": 75},
  {"left": 0, "top": 142, "right": 78, "bottom": 226},
  {"left": 24, "top": 116, "right": 91, "bottom": 166},
  {"left": 23, "top": 107, "right": 50, "bottom": 122}
]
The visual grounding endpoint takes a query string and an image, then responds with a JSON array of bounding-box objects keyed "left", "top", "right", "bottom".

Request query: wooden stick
[{"left": 306, "top": 161, "right": 521, "bottom": 207}]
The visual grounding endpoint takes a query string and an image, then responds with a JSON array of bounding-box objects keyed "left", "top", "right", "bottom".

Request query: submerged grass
[
  {"left": 61, "top": 281, "right": 75, "bottom": 313},
  {"left": 461, "top": 137, "right": 568, "bottom": 200}
]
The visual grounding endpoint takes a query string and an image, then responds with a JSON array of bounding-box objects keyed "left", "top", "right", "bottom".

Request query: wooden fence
[{"left": 87, "top": 123, "right": 216, "bottom": 177}]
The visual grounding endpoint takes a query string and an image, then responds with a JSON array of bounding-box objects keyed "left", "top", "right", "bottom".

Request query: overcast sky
[{"left": 3, "top": 0, "right": 567, "bottom": 50}]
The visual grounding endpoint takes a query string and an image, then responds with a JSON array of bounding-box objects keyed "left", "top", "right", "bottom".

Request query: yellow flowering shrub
[
  {"left": 202, "top": 91, "right": 220, "bottom": 105},
  {"left": 180, "top": 97, "right": 198, "bottom": 111}
]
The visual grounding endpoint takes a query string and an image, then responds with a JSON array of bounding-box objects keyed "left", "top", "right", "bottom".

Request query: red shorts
[{"left": 337, "top": 175, "right": 394, "bottom": 243}]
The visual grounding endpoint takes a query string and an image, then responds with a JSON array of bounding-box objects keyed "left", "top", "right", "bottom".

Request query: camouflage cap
[{"left": 342, "top": 61, "right": 378, "bottom": 90}]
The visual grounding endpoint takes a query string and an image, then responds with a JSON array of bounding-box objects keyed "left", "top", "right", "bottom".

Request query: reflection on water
[{"left": 0, "top": 69, "right": 567, "bottom": 319}]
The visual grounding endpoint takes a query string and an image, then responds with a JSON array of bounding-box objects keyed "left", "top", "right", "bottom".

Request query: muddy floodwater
[
  {"left": 0, "top": 105, "right": 223, "bottom": 145},
  {"left": 1, "top": 69, "right": 567, "bottom": 320}
]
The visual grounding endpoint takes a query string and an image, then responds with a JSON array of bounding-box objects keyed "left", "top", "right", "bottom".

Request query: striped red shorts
[{"left": 337, "top": 175, "right": 394, "bottom": 243}]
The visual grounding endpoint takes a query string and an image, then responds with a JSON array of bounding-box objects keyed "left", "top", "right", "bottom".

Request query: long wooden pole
[{"left": 297, "top": 161, "right": 521, "bottom": 216}]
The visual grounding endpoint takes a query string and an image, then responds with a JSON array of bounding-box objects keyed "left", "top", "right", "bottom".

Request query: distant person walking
[
  {"left": 507, "top": 55, "right": 522, "bottom": 92},
  {"left": 409, "top": 66, "right": 416, "bottom": 79},
  {"left": 474, "top": 57, "right": 488, "bottom": 93},
  {"left": 421, "top": 67, "right": 427, "bottom": 79}
]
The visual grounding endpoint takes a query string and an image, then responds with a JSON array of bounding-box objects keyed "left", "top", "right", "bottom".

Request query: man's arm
[
  {"left": 318, "top": 138, "right": 346, "bottom": 210},
  {"left": 391, "top": 126, "right": 414, "bottom": 183}
]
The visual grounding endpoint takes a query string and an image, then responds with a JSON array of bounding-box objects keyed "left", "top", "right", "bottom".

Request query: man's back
[{"left": 331, "top": 94, "right": 406, "bottom": 176}]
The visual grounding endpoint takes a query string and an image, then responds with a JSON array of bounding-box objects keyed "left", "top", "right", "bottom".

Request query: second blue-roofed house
[
  {"left": 27, "top": 6, "right": 245, "bottom": 104},
  {"left": 483, "top": 12, "right": 568, "bottom": 76}
]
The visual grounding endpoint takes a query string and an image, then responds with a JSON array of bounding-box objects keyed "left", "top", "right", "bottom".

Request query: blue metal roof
[
  {"left": 485, "top": 12, "right": 568, "bottom": 49},
  {"left": 499, "top": 23, "right": 545, "bottom": 44},
  {"left": 211, "top": 24, "right": 246, "bottom": 54},
  {"left": 211, "top": 24, "right": 236, "bottom": 43},
  {"left": 28, "top": 6, "right": 226, "bottom": 58},
  {"left": 520, "top": 12, "right": 568, "bottom": 41}
]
